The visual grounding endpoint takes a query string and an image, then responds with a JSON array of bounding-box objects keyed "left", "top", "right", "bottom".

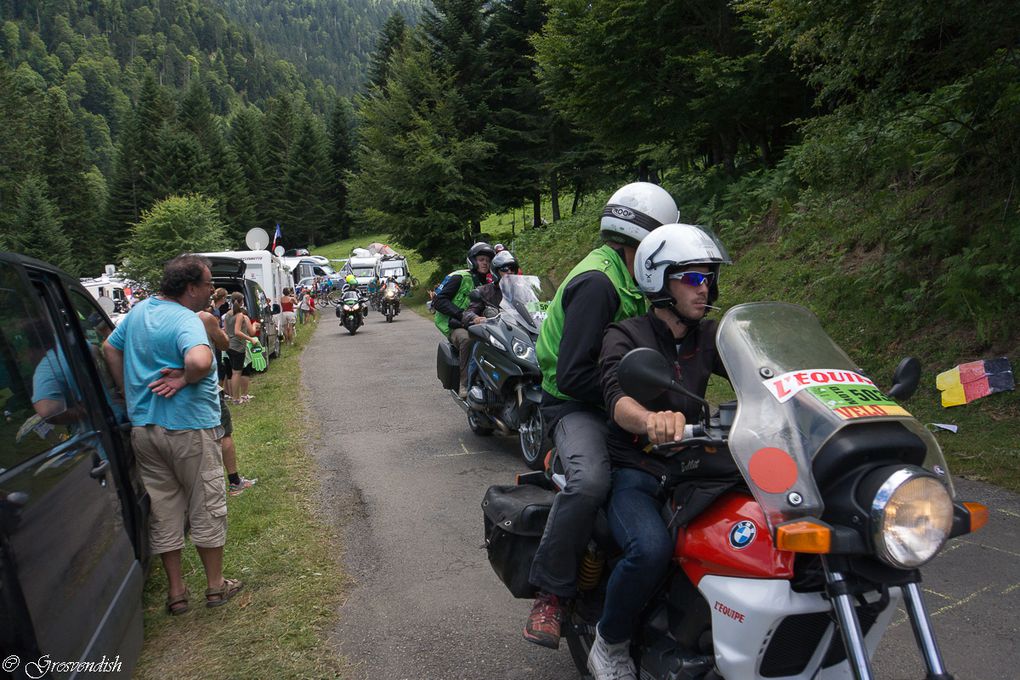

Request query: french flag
[{"left": 271, "top": 223, "right": 282, "bottom": 251}]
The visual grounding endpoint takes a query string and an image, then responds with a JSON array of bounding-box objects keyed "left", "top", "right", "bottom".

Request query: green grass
[{"left": 136, "top": 320, "right": 347, "bottom": 680}]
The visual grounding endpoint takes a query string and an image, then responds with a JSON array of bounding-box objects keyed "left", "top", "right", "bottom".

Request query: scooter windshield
[
  {"left": 498, "top": 275, "right": 545, "bottom": 335},
  {"left": 716, "top": 302, "right": 952, "bottom": 532}
]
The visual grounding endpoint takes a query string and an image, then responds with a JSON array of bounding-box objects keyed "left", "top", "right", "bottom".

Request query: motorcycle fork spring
[{"left": 578, "top": 549, "right": 605, "bottom": 591}]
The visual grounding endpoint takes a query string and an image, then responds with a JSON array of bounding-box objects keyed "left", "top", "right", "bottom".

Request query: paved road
[{"left": 301, "top": 307, "right": 1019, "bottom": 680}]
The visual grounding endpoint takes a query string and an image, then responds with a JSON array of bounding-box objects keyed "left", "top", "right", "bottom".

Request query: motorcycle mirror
[
  {"left": 618, "top": 348, "right": 674, "bottom": 403},
  {"left": 888, "top": 356, "right": 921, "bottom": 400}
]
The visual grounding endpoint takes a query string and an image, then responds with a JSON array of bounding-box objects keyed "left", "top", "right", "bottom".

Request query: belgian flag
[{"left": 936, "top": 358, "right": 1014, "bottom": 407}]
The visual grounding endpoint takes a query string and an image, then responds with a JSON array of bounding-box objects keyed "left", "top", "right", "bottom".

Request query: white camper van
[{"left": 200, "top": 250, "right": 291, "bottom": 307}]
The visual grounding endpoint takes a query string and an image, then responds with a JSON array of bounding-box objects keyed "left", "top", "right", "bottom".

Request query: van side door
[{"left": 0, "top": 259, "right": 144, "bottom": 674}]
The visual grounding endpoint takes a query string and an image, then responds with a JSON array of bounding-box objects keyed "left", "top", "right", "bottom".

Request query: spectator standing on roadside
[
  {"left": 222, "top": 292, "right": 258, "bottom": 403},
  {"left": 198, "top": 308, "right": 258, "bottom": 497},
  {"left": 102, "top": 254, "right": 243, "bottom": 615},
  {"left": 298, "top": 291, "right": 311, "bottom": 325}
]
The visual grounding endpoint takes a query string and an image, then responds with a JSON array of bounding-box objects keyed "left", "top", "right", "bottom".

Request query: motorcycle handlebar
[{"left": 650, "top": 424, "right": 726, "bottom": 456}]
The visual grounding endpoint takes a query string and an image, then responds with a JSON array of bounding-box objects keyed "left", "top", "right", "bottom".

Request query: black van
[
  {"left": 0, "top": 253, "right": 150, "bottom": 677},
  {"left": 206, "top": 256, "right": 282, "bottom": 361}
]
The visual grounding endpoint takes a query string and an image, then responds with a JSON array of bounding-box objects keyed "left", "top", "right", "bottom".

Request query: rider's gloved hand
[{"left": 644, "top": 410, "right": 687, "bottom": 445}]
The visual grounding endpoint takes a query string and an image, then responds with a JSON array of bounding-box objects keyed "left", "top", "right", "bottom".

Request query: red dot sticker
[{"left": 748, "top": 447, "right": 798, "bottom": 494}]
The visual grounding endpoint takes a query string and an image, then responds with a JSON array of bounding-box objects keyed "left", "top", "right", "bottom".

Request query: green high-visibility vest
[
  {"left": 536, "top": 245, "right": 646, "bottom": 401},
  {"left": 434, "top": 269, "right": 475, "bottom": 337}
]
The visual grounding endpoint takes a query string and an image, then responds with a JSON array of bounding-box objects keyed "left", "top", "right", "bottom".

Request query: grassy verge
[{"left": 135, "top": 319, "right": 346, "bottom": 679}]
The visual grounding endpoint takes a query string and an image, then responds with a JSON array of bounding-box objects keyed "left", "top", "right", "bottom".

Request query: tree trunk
[
  {"left": 638, "top": 159, "right": 650, "bottom": 182},
  {"left": 550, "top": 173, "right": 561, "bottom": 221},
  {"left": 341, "top": 222, "right": 350, "bottom": 240},
  {"left": 471, "top": 220, "right": 481, "bottom": 238},
  {"left": 532, "top": 192, "right": 541, "bottom": 229},
  {"left": 571, "top": 180, "right": 582, "bottom": 215}
]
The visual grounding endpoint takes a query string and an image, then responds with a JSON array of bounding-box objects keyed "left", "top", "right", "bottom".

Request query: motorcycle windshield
[
  {"left": 498, "top": 275, "right": 545, "bottom": 334},
  {"left": 716, "top": 302, "right": 952, "bottom": 531}
]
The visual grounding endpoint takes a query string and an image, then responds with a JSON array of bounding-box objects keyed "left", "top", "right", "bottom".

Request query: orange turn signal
[
  {"left": 775, "top": 520, "right": 832, "bottom": 554},
  {"left": 963, "top": 502, "right": 989, "bottom": 533}
]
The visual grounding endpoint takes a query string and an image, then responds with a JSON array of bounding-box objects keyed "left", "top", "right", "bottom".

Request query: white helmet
[
  {"left": 634, "top": 223, "right": 731, "bottom": 306},
  {"left": 600, "top": 182, "right": 680, "bottom": 246}
]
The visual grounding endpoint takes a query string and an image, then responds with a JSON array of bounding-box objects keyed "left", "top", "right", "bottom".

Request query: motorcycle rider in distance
[
  {"left": 524, "top": 182, "right": 680, "bottom": 649},
  {"left": 342, "top": 274, "right": 368, "bottom": 317},
  {"left": 586, "top": 222, "right": 736, "bottom": 680},
  {"left": 460, "top": 250, "right": 523, "bottom": 391},
  {"left": 434, "top": 242, "right": 495, "bottom": 398}
]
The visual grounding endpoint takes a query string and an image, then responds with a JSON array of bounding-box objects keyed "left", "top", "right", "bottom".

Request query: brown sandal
[
  {"left": 205, "top": 577, "right": 243, "bottom": 608},
  {"left": 166, "top": 589, "right": 190, "bottom": 616}
]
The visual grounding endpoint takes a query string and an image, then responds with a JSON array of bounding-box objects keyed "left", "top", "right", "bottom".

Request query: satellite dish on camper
[
  {"left": 245, "top": 227, "right": 270, "bottom": 251},
  {"left": 97, "top": 296, "right": 116, "bottom": 315},
  {"left": 273, "top": 245, "right": 285, "bottom": 257}
]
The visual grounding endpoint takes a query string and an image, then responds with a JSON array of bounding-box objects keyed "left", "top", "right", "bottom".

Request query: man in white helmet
[
  {"left": 585, "top": 223, "right": 738, "bottom": 680},
  {"left": 523, "top": 182, "right": 680, "bottom": 650}
]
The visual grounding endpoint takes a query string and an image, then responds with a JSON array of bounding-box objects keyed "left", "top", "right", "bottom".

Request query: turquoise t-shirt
[{"left": 108, "top": 297, "right": 220, "bottom": 430}]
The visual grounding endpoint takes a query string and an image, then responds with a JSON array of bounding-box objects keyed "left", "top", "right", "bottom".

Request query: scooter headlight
[
  {"left": 869, "top": 467, "right": 953, "bottom": 569},
  {"left": 511, "top": 338, "right": 534, "bottom": 361}
]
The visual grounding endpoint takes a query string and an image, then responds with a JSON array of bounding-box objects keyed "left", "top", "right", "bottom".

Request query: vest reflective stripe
[
  {"left": 434, "top": 269, "right": 475, "bottom": 337},
  {"left": 536, "top": 245, "right": 646, "bottom": 401}
]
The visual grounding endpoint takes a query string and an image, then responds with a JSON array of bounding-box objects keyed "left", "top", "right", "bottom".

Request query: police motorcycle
[
  {"left": 437, "top": 275, "right": 548, "bottom": 469},
  {"left": 336, "top": 286, "right": 366, "bottom": 335},
  {"left": 483, "top": 302, "right": 988, "bottom": 680},
  {"left": 379, "top": 276, "right": 402, "bottom": 322}
]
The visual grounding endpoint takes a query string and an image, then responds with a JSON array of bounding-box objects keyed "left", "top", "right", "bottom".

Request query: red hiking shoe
[{"left": 523, "top": 591, "right": 563, "bottom": 649}]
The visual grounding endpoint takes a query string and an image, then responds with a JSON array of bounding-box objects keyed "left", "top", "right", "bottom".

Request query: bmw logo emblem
[{"left": 729, "top": 520, "right": 757, "bottom": 550}]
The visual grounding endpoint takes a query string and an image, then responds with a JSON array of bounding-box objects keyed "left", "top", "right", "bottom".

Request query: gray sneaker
[{"left": 587, "top": 627, "right": 636, "bottom": 680}]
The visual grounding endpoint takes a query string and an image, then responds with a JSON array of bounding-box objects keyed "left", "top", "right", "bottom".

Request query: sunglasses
[
  {"left": 497, "top": 265, "right": 517, "bottom": 273},
  {"left": 668, "top": 271, "right": 715, "bottom": 287}
]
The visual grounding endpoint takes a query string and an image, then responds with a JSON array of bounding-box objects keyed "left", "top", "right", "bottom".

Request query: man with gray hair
[{"left": 103, "top": 254, "right": 243, "bottom": 615}]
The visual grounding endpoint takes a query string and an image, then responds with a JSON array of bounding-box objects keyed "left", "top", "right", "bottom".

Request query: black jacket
[{"left": 600, "top": 310, "right": 730, "bottom": 479}]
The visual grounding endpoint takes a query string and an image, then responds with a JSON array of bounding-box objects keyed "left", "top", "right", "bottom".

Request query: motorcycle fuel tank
[{"left": 677, "top": 492, "right": 795, "bottom": 585}]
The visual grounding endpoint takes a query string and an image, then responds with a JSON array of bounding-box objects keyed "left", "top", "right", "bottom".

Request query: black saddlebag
[
  {"left": 482, "top": 484, "right": 556, "bottom": 598},
  {"left": 436, "top": 342, "right": 460, "bottom": 390}
]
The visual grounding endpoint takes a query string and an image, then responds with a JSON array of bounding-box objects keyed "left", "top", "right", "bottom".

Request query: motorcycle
[
  {"left": 483, "top": 302, "right": 988, "bottom": 680},
  {"left": 336, "top": 288, "right": 365, "bottom": 335},
  {"left": 380, "top": 279, "right": 402, "bottom": 322},
  {"left": 437, "top": 275, "right": 548, "bottom": 469}
]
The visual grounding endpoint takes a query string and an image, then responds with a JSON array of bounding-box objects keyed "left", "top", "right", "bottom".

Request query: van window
[
  {"left": 67, "top": 290, "right": 129, "bottom": 424},
  {"left": 0, "top": 263, "right": 83, "bottom": 471}
]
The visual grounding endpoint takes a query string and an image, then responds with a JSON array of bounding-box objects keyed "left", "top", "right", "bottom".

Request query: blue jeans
[{"left": 599, "top": 467, "right": 674, "bottom": 644}]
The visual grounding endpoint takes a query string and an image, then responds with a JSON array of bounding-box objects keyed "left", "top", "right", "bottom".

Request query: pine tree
[
  {"left": 39, "top": 86, "right": 102, "bottom": 271},
  {"left": 155, "top": 128, "right": 213, "bottom": 199},
  {"left": 328, "top": 97, "right": 355, "bottom": 240},
  {"left": 262, "top": 96, "right": 295, "bottom": 228},
  {"left": 283, "top": 115, "right": 332, "bottom": 247},
  {"left": 10, "top": 176, "right": 75, "bottom": 273},
  {"left": 135, "top": 73, "right": 173, "bottom": 212},
  {"left": 368, "top": 12, "right": 408, "bottom": 90},
  {"left": 101, "top": 129, "right": 141, "bottom": 264},
  {"left": 230, "top": 106, "right": 271, "bottom": 230}
]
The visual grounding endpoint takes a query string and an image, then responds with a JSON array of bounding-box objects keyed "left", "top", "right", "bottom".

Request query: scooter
[
  {"left": 336, "top": 288, "right": 365, "bottom": 335},
  {"left": 437, "top": 275, "right": 548, "bottom": 469},
  {"left": 483, "top": 302, "right": 988, "bottom": 680}
]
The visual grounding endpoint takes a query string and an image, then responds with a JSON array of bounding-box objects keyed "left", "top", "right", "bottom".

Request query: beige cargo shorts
[{"left": 131, "top": 424, "right": 227, "bottom": 553}]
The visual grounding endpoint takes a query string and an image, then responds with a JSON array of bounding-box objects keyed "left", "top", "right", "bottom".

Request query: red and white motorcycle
[{"left": 483, "top": 302, "right": 987, "bottom": 680}]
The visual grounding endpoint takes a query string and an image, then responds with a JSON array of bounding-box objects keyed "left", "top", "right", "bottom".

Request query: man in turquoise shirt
[{"left": 104, "top": 254, "right": 243, "bottom": 615}]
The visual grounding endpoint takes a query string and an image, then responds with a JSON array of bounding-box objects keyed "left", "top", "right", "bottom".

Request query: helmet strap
[{"left": 651, "top": 295, "right": 702, "bottom": 330}]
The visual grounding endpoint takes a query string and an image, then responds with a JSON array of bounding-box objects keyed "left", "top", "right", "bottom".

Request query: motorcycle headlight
[
  {"left": 511, "top": 338, "right": 534, "bottom": 361},
  {"left": 869, "top": 467, "right": 953, "bottom": 568}
]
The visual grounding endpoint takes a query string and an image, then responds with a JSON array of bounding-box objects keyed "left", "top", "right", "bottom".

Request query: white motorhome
[
  {"left": 280, "top": 256, "right": 339, "bottom": 284},
  {"left": 80, "top": 274, "right": 129, "bottom": 312},
  {"left": 200, "top": 250, "right": 291, "bottom": 306},
  {"left": 344, "top": 255, "right": 380, "bottom": 286}
]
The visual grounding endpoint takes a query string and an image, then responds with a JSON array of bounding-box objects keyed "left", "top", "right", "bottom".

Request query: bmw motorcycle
[
  {"left": 336, "top": 288, "right": 365, "bottom": 335},
  {"left": 483, "top": 302, "right": 988, "bottom": 680},
  {"left": 437, "top": 275, "right": 548, "bottom": 469},
  {"left": 380, "top": 279, "right": 401, "bottom": 322}
]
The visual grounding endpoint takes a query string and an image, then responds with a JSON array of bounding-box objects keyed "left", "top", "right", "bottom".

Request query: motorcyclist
[
  {"left": 586, "top": 222, "right": 737, "bottom": 680},
  {"left": 340, "top": 274, "right": 368, "bottom": 318},
  {"left": 459, "top": 250, "right": 522, "bottom": 390},
  {"left": 524, "top": 182, "right": 680, "bottom": 649},
  {"left": 433, "top": 242, "right": 495, "bottom": 398}
]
